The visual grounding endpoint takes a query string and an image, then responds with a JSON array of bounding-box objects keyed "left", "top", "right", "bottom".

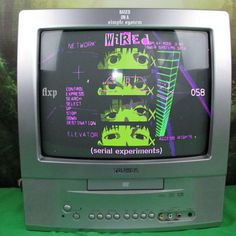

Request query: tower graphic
[{"left": 155, "top": 51, "right": 181, "bottom": 137}]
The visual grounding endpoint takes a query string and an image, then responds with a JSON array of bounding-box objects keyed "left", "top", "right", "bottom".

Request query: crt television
[{"left": 18, "top": 9, "right": 231, "bottom": 231}]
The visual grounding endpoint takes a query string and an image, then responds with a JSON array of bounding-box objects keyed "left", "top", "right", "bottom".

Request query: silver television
[{"left": 17, "top": 9, "right": 231, "bottom": 231}]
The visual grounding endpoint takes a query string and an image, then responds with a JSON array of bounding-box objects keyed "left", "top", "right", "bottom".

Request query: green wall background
[{"left": 0, "top": 0, "right": 235, "bottom": 186}]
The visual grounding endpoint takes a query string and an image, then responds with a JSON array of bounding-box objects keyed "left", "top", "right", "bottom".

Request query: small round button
[
  {"left": 63, "top": 204, "right": 72, "bottom": 212},
  {"left": 88, "top": 213, "right": 95, "bottom": 220},
  {"left": 140, "top": 213, "right": 147, "bottom": 219},
  {"left": 124, "top": 213, "right": 130, "bottom": 219},
  {"left": 105, "top": 214, "right": 112, "bottom": 220},
  {"left": 73, "top": 212, "right": 80, "bottom": 220},
  {"left": 97, "top": 213, "right": 103, "bottom": 220},
  {"left": 148, "top": 212, "right": 155, "bottom": 219},
  {"left": 132, "top": 213, "right": 139, "bottom": 219},
  {"left": 113, "top": 213, "right": 120, "bottom": 220}
]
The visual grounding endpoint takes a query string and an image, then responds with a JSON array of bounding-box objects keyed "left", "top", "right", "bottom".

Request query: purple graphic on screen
[
  {"left": 104, "top": 32, "right": 152, "bottom": 47},
  {"left": 152, "top": 31, "right": 162, "bottom": 42},
  {"left": 73, "top": 65, "right": 84, "bottom": 81},
  {"left": 167, "top": 121, "right": 175, "bottom": 156},
  {"left": 47, "top": 107, "right": 56, "bottom": 120},
  {"left": 41, "top": 48, "right": 64, "bottom": 64},
  {"left": 179, "top": 64, "right": 211, "bottom": 117}
]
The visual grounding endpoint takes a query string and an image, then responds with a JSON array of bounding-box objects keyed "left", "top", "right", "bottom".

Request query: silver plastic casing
[{"left": 18, "top": 9, "right": 231, "bottom": 231}]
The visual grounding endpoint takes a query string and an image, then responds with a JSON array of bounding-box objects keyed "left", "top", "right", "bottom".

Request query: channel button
[
  {"left": 105, "top": 214, "right": 112, "bottom": 220},
  {"left": 97, "top": 213, "right": 103, "bottom": 220},
  {"left": 124, "top": 213, "right": 130, "bottom": 219},
  {"left": 148, "top": 212, "right": 155, "bottom": 219},
  {"left": 140, "top": 213, "right": 147, "bottom": 219},
  {"left": 113, "top": 213, "right": 120, "bottom": 220},
  {"left": 88, "top": 213, "right": 95, "bottom": 220},
  {"left": 132, "top": 213, "right": 139, "bottom": 219}
]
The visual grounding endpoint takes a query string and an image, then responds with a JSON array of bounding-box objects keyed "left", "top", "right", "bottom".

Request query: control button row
[{"left": 88, "top": 212, "right": 156, "bottom": 220}]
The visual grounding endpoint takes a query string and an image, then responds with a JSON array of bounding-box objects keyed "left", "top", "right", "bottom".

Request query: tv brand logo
[
  {"left": 105, "top": 32, "right": 152, "bottom": 47},
  {"left": 113, "top": 168, "right": 139, "bottom": 174}
]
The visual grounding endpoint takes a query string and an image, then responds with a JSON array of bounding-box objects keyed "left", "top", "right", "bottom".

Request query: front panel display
[{"left": 40, "top": 30, "right": 211, "bottom": 159}]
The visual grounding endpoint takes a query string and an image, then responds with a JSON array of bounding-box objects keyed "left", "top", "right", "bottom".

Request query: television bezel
[{"left": 17, "top": 9, "right": 231, "bottom": 179}]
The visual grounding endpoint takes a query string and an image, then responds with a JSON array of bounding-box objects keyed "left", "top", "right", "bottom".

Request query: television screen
[{"left": 40, "top": 30, "right": 211, "bottom": 159}]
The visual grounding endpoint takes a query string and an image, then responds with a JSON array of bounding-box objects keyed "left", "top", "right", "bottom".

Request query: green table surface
[{"left": 0, "top": 186, "right": 236, "bottom": 236}]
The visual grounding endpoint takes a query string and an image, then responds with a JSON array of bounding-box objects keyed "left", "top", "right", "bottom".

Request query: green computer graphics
[{"left": 97, "top": 47, "right": 180, "bottom": 147}]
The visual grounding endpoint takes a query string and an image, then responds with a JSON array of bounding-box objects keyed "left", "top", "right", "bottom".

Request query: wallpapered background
[{"left": 0, "top": 0, "right": 235, "bottom": 186}]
